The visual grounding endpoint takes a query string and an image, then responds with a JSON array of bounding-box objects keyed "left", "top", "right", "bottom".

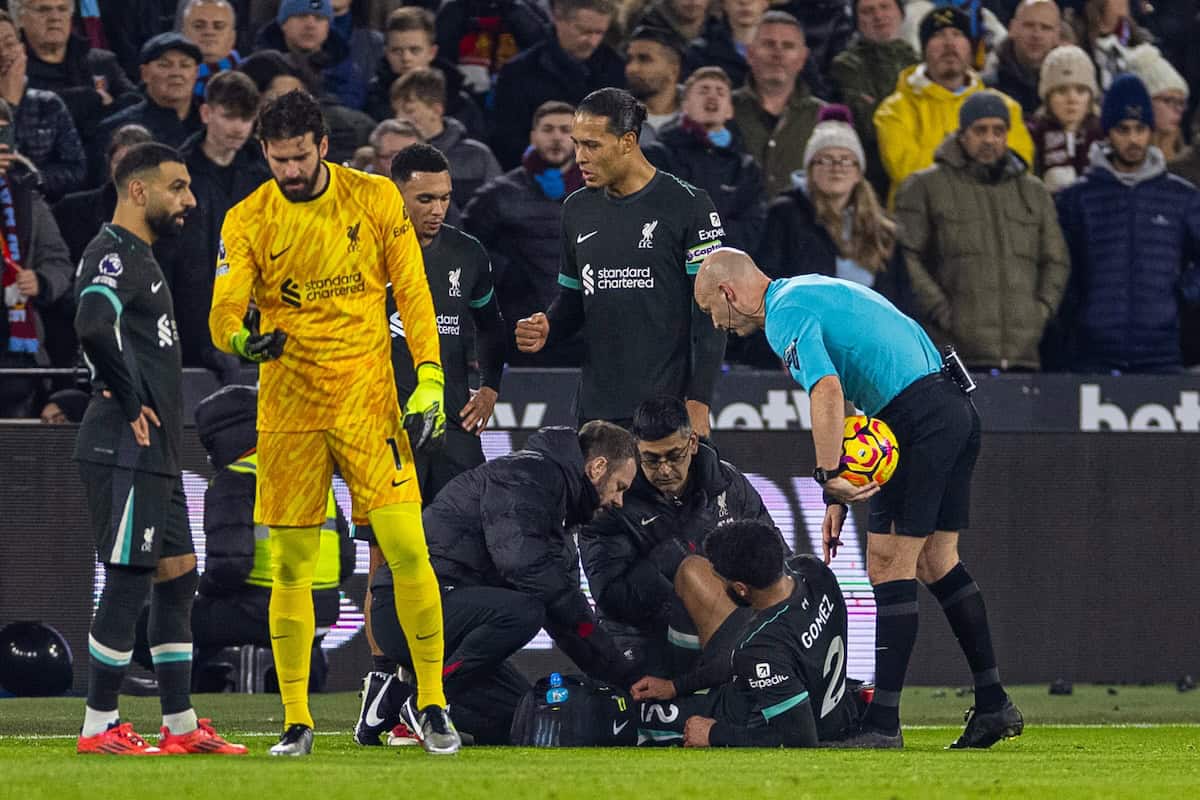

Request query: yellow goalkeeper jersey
[{"left": 210, "top": 162, "right": 440, "bottom": 432}]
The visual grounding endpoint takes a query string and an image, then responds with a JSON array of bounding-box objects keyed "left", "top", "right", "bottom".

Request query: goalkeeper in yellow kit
[{"left": 209, "top": 90, "right": 458, "bottom": 756}]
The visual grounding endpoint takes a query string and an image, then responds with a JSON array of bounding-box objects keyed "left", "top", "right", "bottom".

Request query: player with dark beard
[
  {"left": 630, "top": 520, "right": 859, "bottom": 747},
  {"left": 74, "top": 142, "right": 245, "bottom": 756}
]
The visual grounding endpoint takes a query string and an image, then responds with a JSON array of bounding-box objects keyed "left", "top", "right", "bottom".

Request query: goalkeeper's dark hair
[
  {"left": 704, "top": 521, "right": 786, "bottom": 590},
  {"left": 390, "top": 143, "right": 450, "bottom": 183},
  {"left": 577, "top": 87, "right": 647, "bottom": 141},
  {"left": 632, "top": 396, "right": 691, "bottom": 442},
  {"left": 256, "top": 88, "right": 327, "bottom": 146},
  {"left": 113, "top": 142, "right": 185, "bottom": 195},
  {"left": 579, "top": 420, "right": 638, "bottom": 469}
]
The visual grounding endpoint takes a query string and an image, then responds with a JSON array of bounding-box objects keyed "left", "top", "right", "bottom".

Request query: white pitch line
[{"left": 4, "top": 723, "right": 1200, "bottom": 741}]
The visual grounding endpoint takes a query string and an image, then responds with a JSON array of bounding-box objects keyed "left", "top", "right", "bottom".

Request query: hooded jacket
[
  {"left": 429, "top": 117, "right": 501, "bottom": 203},
  {"left": 643, "top": 118, "right": 767, "bottom": 253},
  {"left": 895, "top": 134, "right": 1068, "bottom": 370},
  {"left": 874, "top": 64, "right": 1034, "bottom": 205},
  {"left": 579, "top": 441, "right": 775, "bottom": 630},
  {"left": 1055, "top": 143, "right": 1200, "bottom": 372},
  {"left": 402, "top": 427, "right": 635, "bottom": 683}
]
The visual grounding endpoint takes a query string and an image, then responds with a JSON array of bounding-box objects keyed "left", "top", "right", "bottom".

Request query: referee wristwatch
[{"left": 812, "top": 464, "right": 847, "bottom": 485}]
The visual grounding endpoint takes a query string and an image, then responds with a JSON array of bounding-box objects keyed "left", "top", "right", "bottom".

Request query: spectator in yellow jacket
[{"left": 874, "top": 6, "right": 1032, "bottom": 206}]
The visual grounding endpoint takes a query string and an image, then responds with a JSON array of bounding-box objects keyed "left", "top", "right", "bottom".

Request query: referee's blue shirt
[{"left": 763, "top": 276, "right": 942, "bottom": 416}]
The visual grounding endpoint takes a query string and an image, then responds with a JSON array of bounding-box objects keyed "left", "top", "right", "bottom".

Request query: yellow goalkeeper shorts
[{"left": 256, "top": 409, "right": 420, "bottom": 526}]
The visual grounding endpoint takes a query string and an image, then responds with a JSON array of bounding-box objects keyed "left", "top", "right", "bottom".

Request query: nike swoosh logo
[
  {"left": 364, "top": 675, "right": 392, "bottom": 727},
  {"left": 640, "top": 515, "right": 660, "bottom": 526},
  {"left": 271, "top": 634, "right": 287, "bottom": 640},
  {"left": 270, "top": 245, "right": 293, "bottom": 260},
  {"left": 576, "top": 231, "right": 598, "bottom": 244},
  {"left": 150, "top": 281, "right": 163, "bottom": 293},
  {"left": 415, "top": 631, "right": 439, "bottom": 640},
  {"left": 613, "top": 720, "right": 628, "bottom": 736},
  {"left": 391, "top": 478, "right": 410, "bottom": 487}
]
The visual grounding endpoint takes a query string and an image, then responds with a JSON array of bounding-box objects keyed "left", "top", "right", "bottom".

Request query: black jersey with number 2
[
  {"left": 554, "top": 171, "right": 727, "bottom": 422},
  {"left": 73, "top": 224, "right": 183, "bottom": 476},
  {"left": 709, "top": 554, "right": 858, "bottom": 746}
]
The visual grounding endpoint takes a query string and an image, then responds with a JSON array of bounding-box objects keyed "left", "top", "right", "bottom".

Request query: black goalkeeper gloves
[{"left": 231, "top": 307, "right": 287, "bottom": 363}]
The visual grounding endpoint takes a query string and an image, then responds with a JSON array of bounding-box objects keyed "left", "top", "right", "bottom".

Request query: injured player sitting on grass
[{"left": 628, "top": 520, "right": 864, "bottom": 747}]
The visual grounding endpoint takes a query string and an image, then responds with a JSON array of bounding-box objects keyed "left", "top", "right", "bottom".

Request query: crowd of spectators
[{"left": 3, "top": 0, "right": 1200, "bottom": 419}]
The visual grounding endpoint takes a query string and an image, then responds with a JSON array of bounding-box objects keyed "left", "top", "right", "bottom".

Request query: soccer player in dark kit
[
  {"left": 73, "top": 142, "right": 245, "bottom": 755},
  {"left": 514, "top": 87, "right": 726, "bottom": 434},
  {"left": 694, "top": 248, "right": 1023, "bottom": 749},
  {"left": 354, "top": 143, "right": 506, "bottom": 745},
  {"left": 629, "top": 520, "right": 859, "bottom": 747}
]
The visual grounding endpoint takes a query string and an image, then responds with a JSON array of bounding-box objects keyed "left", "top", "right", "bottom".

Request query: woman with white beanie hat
[
  {"left": 1128, "top": 44, "right": 1190, "bottom": 160},
  {"left": 1027, "top": 44, "right": 1104, "bottom": 192},
  {"left": 758, "top": 105, "right": 907, "bottom": 305}
]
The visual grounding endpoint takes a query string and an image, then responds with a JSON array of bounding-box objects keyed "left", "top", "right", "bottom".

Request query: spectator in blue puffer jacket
[{"left": 1055, "top": 74, "right": 1200, "bottom": 374}]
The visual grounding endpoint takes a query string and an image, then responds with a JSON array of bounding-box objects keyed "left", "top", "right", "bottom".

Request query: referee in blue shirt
[{"left": 693, "top": 248, "right": 1023, "bottom": 749}]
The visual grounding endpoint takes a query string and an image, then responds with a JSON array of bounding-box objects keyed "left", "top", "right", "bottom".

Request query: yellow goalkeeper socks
[
  {"left": 368, "top": 503, "right": 447, "bottom": 709},
  {"left": 268, "top": 526, "right": 320, "bottom": 730}
]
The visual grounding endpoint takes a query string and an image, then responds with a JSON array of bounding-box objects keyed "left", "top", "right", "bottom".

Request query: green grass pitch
[{"left": 2, "top": 686, "right": 1198, "bottom": 799}]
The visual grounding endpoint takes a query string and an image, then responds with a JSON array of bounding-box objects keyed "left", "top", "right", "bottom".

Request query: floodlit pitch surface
[{"left": 2, "top": 686, "right": 1197, "bottom": 799}]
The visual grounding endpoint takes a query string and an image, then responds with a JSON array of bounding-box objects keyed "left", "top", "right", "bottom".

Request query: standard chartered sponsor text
[
  {"left": 305, "top": 271, "right": 365, "bottom": 301},
  {"left": 596, "top": 266, "right": 654, "bottom": 290}
]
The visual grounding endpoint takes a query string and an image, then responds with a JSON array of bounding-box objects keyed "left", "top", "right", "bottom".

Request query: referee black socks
[
  {"left": 864, "top": 579, "right": 919, "bottom": 733},
  {"left": 927, "top": 562, "right": 1007, "bottom": 713}
]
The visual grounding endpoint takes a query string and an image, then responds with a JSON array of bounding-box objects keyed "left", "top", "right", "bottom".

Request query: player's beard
[
  {"left": 147, "top": 205, "right": 187, "bottom": 239},
  {"left": 725, "top": 586, "right": 751, "bottom": 607},
  {"left": 277, "top": 162, "right": 322, "bottom": 201}
]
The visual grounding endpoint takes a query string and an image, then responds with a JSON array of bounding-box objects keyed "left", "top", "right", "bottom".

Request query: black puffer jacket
[
  {"left": 416, "top": 426, "right": 635, "bottom": 683},
  {"left": 579, "top": 442, "right": 777, "bottom": 630}
]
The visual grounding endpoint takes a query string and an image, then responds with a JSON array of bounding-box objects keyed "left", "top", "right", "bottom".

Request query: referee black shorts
[
  {"left": 79, "top": 462, "right": 194, "bottom": 568},
  {"left": 868, "top": 374, "right": 981, "bottom": 538}
]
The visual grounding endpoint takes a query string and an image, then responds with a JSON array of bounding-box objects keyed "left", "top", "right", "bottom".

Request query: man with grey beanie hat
[{"left": 894, "top": 88, "right": 1069, "bottom": 371}]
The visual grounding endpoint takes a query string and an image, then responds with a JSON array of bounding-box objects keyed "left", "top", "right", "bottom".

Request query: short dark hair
[
  {"left": 385, "top": 6, "right": 434, "bottom": 39},
  {"left": 392, "top": 67, "right": 446, "bottom": 108},
  {"left": 705, "top": 521, "right": 786, "bottom": 590},
  {"left": 579, "top": 420, "right": 638, "bottom": 466},
  {"left": 256, "top": 88, "right": 327, "bottom": 145},
  {"left": 533, "top": 100, "right": 575, "bottom": 128},
  {"left": 632, "top": 396, "right": 691, "bottom": 441},
  {"left": 204, "top": 69, "right": 259, "bottom": 119},
  {"left": 628, "top": 24, "right": 686, "bottom": 64},
  {"left": 758, "top": 10, "right": 805, "bottom": 36},
  {"left": 577, "top": 87, "right": 647, "bottom": 140},
  {"left": 113, "top": 142, "right": 185, "bottom": 194},
  {"left": 390, "top": 142, "right": 449, "bottom": 183},
  {"left": 551, "top": 0, "right": 617, "bottom": 20},
  {"left": 238, "top": 50, "right": 316, "bottom": 95}
]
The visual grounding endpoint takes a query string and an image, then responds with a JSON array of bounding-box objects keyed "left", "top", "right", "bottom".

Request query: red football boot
[
  {"left": 158, "top": 718, "right": 248, "bottom": 755},
  {"left": 77, "top": 722, "right": 164, "bottom": 755}
]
